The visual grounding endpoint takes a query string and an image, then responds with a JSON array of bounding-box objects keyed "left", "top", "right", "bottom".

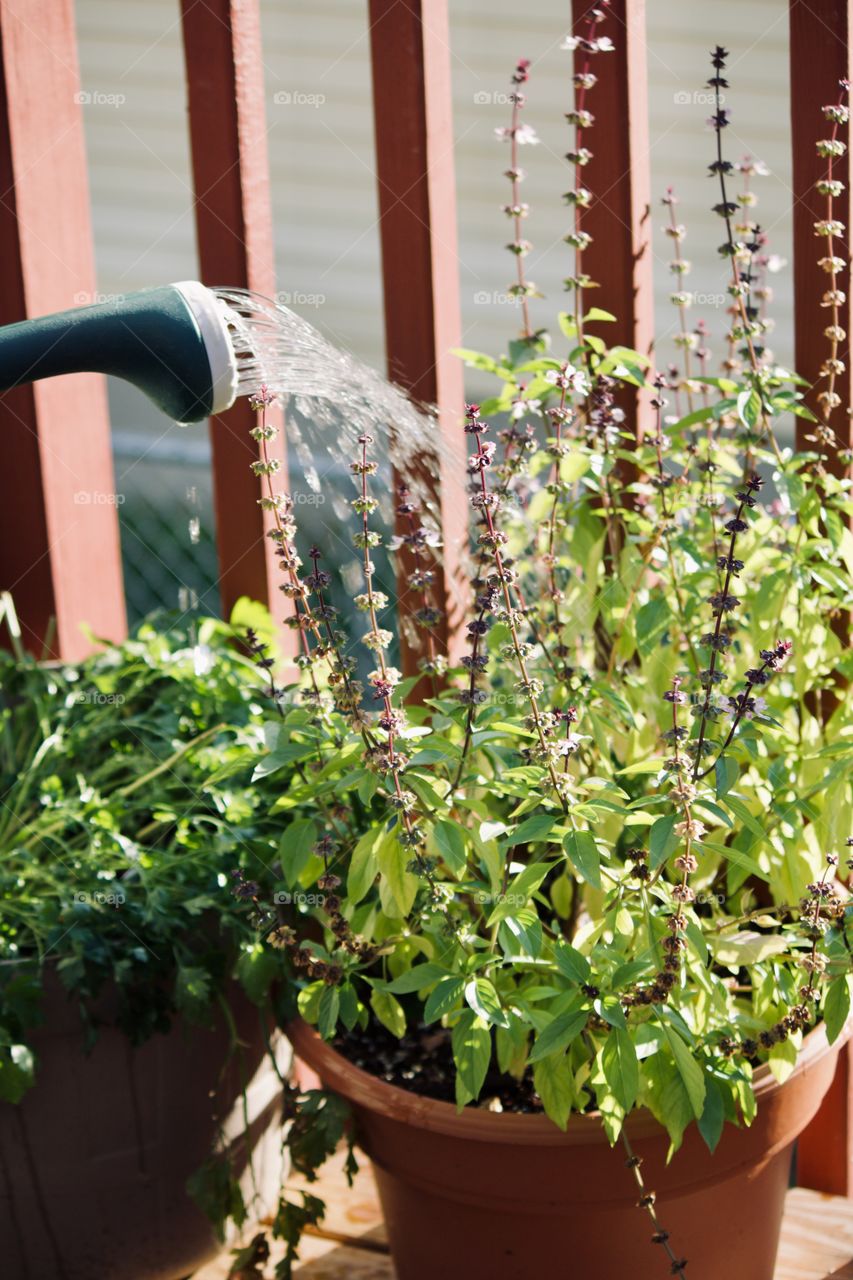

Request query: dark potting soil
[{"left": 332, "top": 1020, "right": 546, "bottom": 1113}]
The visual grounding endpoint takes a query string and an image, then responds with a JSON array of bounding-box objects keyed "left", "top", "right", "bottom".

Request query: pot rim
[{"left": 287, "top": 1013, "right": 850, "bottom": 1147}]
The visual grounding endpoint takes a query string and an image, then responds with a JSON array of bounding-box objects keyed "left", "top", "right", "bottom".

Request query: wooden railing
[{"left": 0, "top": 0, "right": 849, "bottom": 1195}]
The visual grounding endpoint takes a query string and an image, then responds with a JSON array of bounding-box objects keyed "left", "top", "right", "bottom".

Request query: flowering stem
[
  {"left": 395, "top": 484, "right": 441, "bottom": 697},
  {"left": 621, "top": 1135, "right": 688, "bottom": 1277},
  {"left": 648, "top": 377, "right": 701, "bottom": 675},
  {"left": 465, "top": 405, "right": 567, "bottom": 808},
  {"left": 708, "top": 50, "right": 782, "bottom": 467},
  {"left": 691, "top": 477, "right": 762, "bottom": 779},
  {"left": 544, "top": 374, "right": 575, "bottom": 640},
  {"left": 507, "top": 63, "right": 533, "bottom": 339},
  {"left": 691, "top": 535, "right": 742, "bottom": 775},
  {"left": 663, "top": 189, "right": 696, "bottom": 417},
  {"left": 564, "top": 7, "right": 609, "bottom": 343},
  {"left": 811, "top": 81, "right": 850, "bottom": 459}
]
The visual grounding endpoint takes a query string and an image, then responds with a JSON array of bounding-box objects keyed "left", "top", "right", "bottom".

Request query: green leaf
[
  {"left": 0, "top": 1045, "right": 34, "bottom": 1103},
  {"left": 649, "top": 814, "right": 679, "bottom": 872},
  {"left": 715, "top": 755, "right": 740, "bottom": 800},
  {"left": 672, "top": 405, "right": 716, "bottom": 431},
  {"left": 499, "top": 909, "right": 543, "bottom": 958},
  {"left": 505, "top": 813, "right": 558, "bottom": 846},
  {"left": 699, "top": 839, "right": 769, "bottom": 883},
  {"left": 376, "top": 829, "right": 418, "bottom": 918},
  {"left": 338, "top": 983, "right": 359, "bottom": 1030},
  {"left": 584, "top": 306, "right": 617, "bottom": 323},
  {"left": 736, "top": 387, "right": 761, "bottom": 430},
  {"left": 533, "top": 1052, "right": 573, "bottom": 1129},
  {"left": 824, "top": 975, "right": 852, "bottom": 1045},
  {"left": 595, "top": 996, "right": 627, "bottom": 1029},
  {"left": 452, "top": 1011, "right": 491, "bottom": 1106},
  {"left": 529, "top": 1007, "right": 589, "bottom": 1063},
  {"left": 465, "top": 977, "right": 509, "bottom": 1028},
  {"left": 662, "top": 1026, "right": 706, "bottom": 1119},
  {"left": 379, "top": 963, "right": 449, "bottom": 995},
  {"left": 552, "top": 942, "right": 590, "bottom": 984},
  {"left": 563, "top": 830, "right": 601, "bottom": 888},
  {"left": 610, "top": 361, "right": 647, "bottom": 389},
  {"left": 187, "top": 1155, "right": 246, "bottom": 1243},
  {"left": 696, "top": 375, "right": 738, "bottom": 394},
  {"left": 433, "top": 819, "right": 468, "bottom": 876},
  {"left": 602, "top": 1027, "right": 639, "bottom": 1112},
  {"left": 642, "top": 1051, "right": 694, "bottom": 1158},
  {"left": 318, "top": 985, "right": 340, "bottom": 1039},
  {"left": 236, "top": 945, "right": 279, "bottom": 1006},
  {"left": 424, "top": 976, "right": 465, "bottom": 1023},
  {"left": 348, "top": 827, "right": 380, "bottom": 904},
  {"left": 175, "top": 964, "right": 213, "bottom": 1025},
  {"left": 635, "top": 597, "right": 670, "bottom": 659},
  {"left": 489, "top": 862, "right": 556, "bottom": 924},
  {"left": 698, "top": 1074, "right": 725, "bottom": 1154},
  {"left": 252, "top": 741, "right": 313, "bottom": 780},
  {"left": 709, "top": 930, "right": 789, "bottom": 967},
  {"left": 296, "top": 981, "right": 324, "bottom": 1024},
  {"left": 452, "top": 347, "right": 502, "bottom": 374},
  {"left": 558, "top": 312, "right": 578, "bottom": 340},
  {"left": 724, "top": 795, "right": 766, "bottom": 844},
  {"left": 617, "top": 760, "right": 665, "bottom": 777},
  {"left": 278, "top": 817, "right": 319, "bottom": 883},
  {"left": 370, "top": 988, "right": 406, "bottom": 1038}
]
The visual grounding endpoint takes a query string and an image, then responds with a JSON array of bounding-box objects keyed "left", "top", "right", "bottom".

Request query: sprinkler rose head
[{"left": 0, "top": 281, "right": 239, "bottom": 424}]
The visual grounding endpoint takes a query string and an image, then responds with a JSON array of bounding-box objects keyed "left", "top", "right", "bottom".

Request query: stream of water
[{"left": 213, "top": 288, "right": 464, "bottom": 527}]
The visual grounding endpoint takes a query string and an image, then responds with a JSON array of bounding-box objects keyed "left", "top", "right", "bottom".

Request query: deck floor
[{"left": 194, "top": 1148, "right": 853, "bottom": 1279}]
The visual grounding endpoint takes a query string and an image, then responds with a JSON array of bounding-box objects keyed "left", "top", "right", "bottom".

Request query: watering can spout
[{"left": 0, "top": 281, "right": 238, "bottom": 423}]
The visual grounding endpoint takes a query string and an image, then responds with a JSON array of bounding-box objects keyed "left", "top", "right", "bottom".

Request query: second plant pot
[
  {"left": 288, "top": 1016, "right": 845, "bottom": 1280},
  {"left": 0, "top": 969, "right": 289, "bottom": 1280}
]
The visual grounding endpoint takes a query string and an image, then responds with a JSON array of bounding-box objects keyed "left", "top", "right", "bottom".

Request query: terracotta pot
[
  {"left": 288, "top": 1016, "right": 847, "bottom": 1280},
  {"left": 0, "top": 970, "right": 290, "bottom": 1280}
]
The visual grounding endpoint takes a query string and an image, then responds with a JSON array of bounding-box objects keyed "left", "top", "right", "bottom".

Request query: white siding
[{"left": 72, "top": 0, "right": 794, "bottom": 434}]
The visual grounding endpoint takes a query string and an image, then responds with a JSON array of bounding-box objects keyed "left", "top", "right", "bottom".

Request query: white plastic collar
[{"left": 172, "top": 280, "right": 238, "bottom": 415}]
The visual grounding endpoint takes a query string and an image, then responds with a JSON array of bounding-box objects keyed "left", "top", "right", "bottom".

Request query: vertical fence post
[
  {"left": 789, "top": 0, "right": 853, "bottom": 1198},
  {"left": 0, "top": 0, "right": 125, "bottom": 659},
  {"left": 570, "top": 0, "right": 655, "bottom": 441},
  {"left": 181, "top": 0, "right": 293, "bottom": 653},
  {"left": 789, "top": 0, "right": 853, "bottom": 469},
  {"left": 368, "top": 0, "right": 467, "bottom": 683}
]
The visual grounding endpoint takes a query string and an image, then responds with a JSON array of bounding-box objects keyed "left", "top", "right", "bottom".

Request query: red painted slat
[
  {"left": 570, "top": 0, "right": 655, "bottom": 442},
  {"left": 0, "top": 0, "right": 125, "bottom": 659},
  {"left": 180, "top": 0, "right": 293, "bottom": 651},
  {"left": 368, "top": 0, "right": 467, "bottom": 683},
  {"left": 790, "top": 0, "right": 853, "bottom": 1198},
  {"left": 798, "top": 1039, "right": 853, "bottom": 1198}
]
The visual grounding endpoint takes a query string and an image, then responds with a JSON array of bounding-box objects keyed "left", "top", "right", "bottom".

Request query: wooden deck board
[{"left": 194, "top": 1154, "right": 853, "bottom": 1279}]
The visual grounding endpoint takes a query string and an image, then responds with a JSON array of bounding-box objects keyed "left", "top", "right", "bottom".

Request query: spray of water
[{"left": 213, "top": 288, "right": 464, "bottom": 524}]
